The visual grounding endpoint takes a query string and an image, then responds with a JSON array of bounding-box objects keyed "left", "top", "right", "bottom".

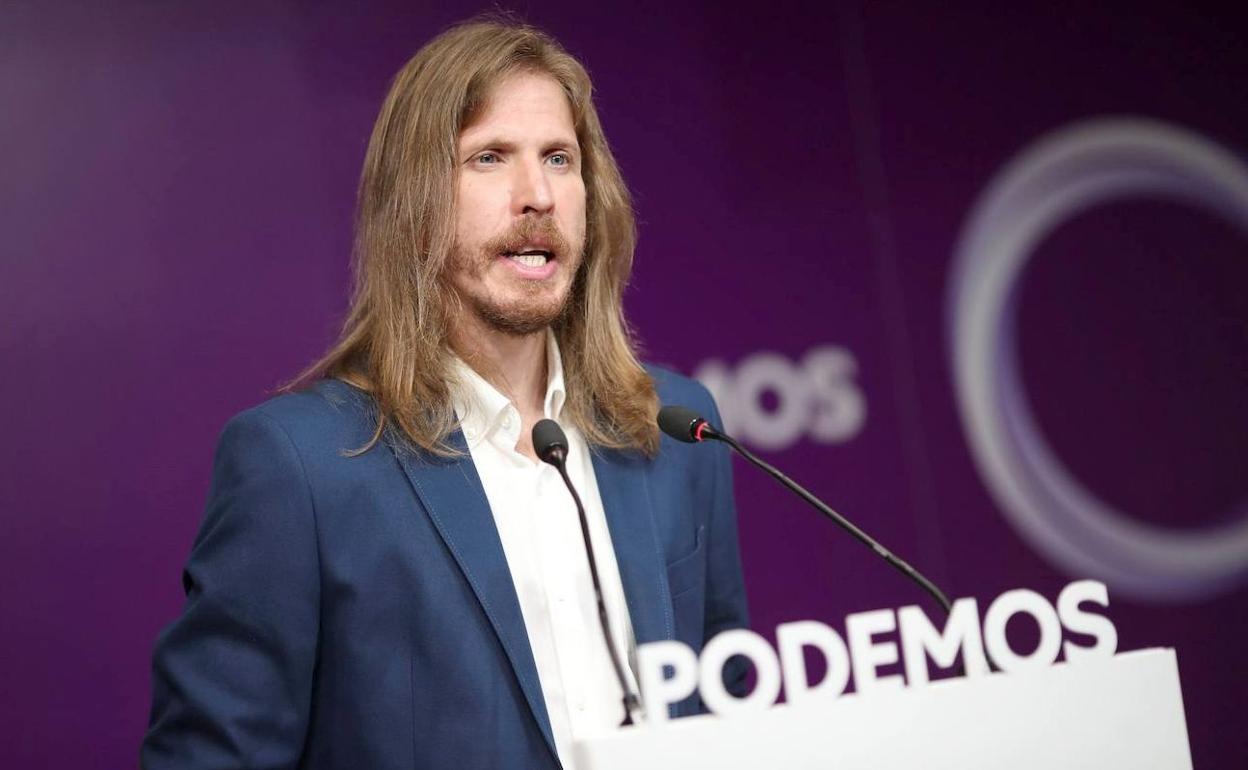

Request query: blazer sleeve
[
  {"left": 700, "top": 391, "right": 751, "bottom": 696},
  {"left": 142, "top": 409, "right": 320, "bottom": 770}
]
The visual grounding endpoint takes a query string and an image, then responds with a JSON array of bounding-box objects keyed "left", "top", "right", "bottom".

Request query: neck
[{"left": 450, "top": 319, "right": 549, "bottom": 415}]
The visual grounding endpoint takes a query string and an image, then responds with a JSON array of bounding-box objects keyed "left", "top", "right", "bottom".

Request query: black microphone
[
  {"left": 532, "top": 418, "right": 569, "bottom": 465},
  {"left": 532, "top": 418, "right": 642, "bottom": 726},
  {"left": 657, "top": 405, "right": 954, "bottom": 618}
]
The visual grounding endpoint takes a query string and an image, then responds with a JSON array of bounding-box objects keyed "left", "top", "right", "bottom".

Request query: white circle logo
[{"left": 949, "top": 117, "right": 1248, "bottom": 601}]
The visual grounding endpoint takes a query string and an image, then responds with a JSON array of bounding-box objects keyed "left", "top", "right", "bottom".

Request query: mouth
[{"left": 502, "top": 248, "right": 555, "bottom": 269}]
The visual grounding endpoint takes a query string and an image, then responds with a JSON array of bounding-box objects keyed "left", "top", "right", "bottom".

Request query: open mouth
[{"left": 503, "top": 249, "right": 554, "bottom": 268}]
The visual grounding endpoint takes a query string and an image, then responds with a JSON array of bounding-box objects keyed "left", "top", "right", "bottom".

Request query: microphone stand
[
  {"left": 533, "top": 420, "right": 642, "bottom": 726},
  {"left": 658, "top": 405, "right": 953, "bottom": 616},
  {"left": 710, "top": 425, "right": 952, "bottom": 616}
]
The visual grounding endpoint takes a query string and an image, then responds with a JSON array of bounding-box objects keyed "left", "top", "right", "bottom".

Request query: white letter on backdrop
[
  {"left": 1057, "top": 579, "right": 1118, "bottom": 662},
  {"left": 699, "top": 629, "right": 783, "bottom": 716},
  {"left": 898, "top": 598, "right": 990, "bottom": 686},
  {"left": 846, "top": 609, "right": 905, "bottom": 694},
  {"left": 637, "top": 641, "right": 698, "bottom": 725},
  {"left": 982, "top": 589, "right": 1062, "bottom": 672},
  {"left": 776, "top": 620, "right": 851, "bottom": 704}
]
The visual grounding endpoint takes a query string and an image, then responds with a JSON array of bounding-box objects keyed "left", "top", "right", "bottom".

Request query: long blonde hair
[{"left": 291, "top": 18, "right": 659, "bottom": 457}]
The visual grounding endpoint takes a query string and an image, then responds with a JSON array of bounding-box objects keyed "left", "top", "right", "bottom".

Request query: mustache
[{"left": 481, "top": 216, "right": 571, "bottom": 258}]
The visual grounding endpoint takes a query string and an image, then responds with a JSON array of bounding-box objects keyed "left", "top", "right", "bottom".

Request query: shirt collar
[
  {"left": 544, "top": 329, "right": 567, "bottom": 420},
  {"left": 450, "top": 329, "right": 567, "bottom": 450}
]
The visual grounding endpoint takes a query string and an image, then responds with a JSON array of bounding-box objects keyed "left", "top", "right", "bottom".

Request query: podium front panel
[{"left": 573, "top": 648, "right": 1192, "bottom": 770}]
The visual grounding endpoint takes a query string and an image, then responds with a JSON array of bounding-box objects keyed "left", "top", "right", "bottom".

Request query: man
[{"left": 143, "top": 19, "right": 748, "bottom": 770}]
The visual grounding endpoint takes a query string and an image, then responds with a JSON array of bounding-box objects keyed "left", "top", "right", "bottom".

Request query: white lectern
[{"left": 573, "top": 648, "right": 1191, "bottom": 769}]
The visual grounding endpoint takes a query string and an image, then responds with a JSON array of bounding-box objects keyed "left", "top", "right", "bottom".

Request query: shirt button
[{"left": 502, "top": 413, "right": 514, "bottom": 430}]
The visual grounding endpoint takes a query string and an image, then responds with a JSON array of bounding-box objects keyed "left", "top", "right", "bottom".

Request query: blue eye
[
  {"left": 476, "top": 152, "right": 498, "bottom": 165},
  {"left": 548, "top": 153, "right": 570, "bottom": 167}
]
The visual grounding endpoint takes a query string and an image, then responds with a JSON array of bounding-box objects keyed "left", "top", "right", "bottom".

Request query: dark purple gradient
[{"left": 2, "top": 2, "right": 1244, "bottom": 766}]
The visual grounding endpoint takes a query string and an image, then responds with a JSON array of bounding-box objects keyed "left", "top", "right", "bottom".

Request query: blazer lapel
[
  {"left": 591, "top": 448, "right": 673, "bottom": 647},
  {"left": 392, "top": 431, "right": 558, "bottom": 761}
]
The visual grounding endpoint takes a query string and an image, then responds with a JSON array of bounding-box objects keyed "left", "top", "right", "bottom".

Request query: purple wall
[{"left": 3, "top": 2, "right": 1245, "bottom": 766}]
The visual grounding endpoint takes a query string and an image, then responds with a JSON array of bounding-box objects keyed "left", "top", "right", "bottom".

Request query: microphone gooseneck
[
  {"left": 531, "top": 418, "right": 642, "bottom": 726},
  {"left": 656, "top": 405, "right": 954, "bottom": 617}
]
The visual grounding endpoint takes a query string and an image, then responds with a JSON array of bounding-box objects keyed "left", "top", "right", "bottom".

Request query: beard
[
  {"left": 449, "top": 216, "right": 582, "bottom": 337},
  {"left": 473, "top": 285, "right": 569, "bottom": 336}
]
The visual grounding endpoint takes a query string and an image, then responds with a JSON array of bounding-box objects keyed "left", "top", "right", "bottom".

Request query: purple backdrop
[{"left": 3, "top": 2, "right": 1246, "bottom": 766}]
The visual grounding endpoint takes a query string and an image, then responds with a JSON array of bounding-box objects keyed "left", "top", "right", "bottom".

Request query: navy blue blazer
[{"left": 143, "top": 367, "right": 749, "bottom": 769}]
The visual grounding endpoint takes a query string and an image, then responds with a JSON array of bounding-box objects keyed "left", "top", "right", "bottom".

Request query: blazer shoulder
[
  {"left": 224, "top": 379, "right": 379, "bottom": 461},
  {"left": 645, "top": 363, "right": 720, "bottom": 419}
]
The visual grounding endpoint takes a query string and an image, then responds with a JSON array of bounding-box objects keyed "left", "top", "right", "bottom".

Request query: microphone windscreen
[
  {"left": 532, "top": 418, "right": 569, "bottom": 459},
  {"left": 657, "top": 405, "right": 705, "bottom": 443}
]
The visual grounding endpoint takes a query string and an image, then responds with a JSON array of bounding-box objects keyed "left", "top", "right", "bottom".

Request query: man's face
[{"left": 449, "top": 72, "right": 587, "bottom": 337}]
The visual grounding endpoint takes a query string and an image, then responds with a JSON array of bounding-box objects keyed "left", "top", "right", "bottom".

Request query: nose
[{"left": 513, "top": 156, "right": 554, "bottom": 216}]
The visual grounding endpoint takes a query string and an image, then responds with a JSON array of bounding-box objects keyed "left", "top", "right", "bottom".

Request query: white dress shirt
[{"left": 449, "top": 333, "right": 639, "bottom": 769}]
